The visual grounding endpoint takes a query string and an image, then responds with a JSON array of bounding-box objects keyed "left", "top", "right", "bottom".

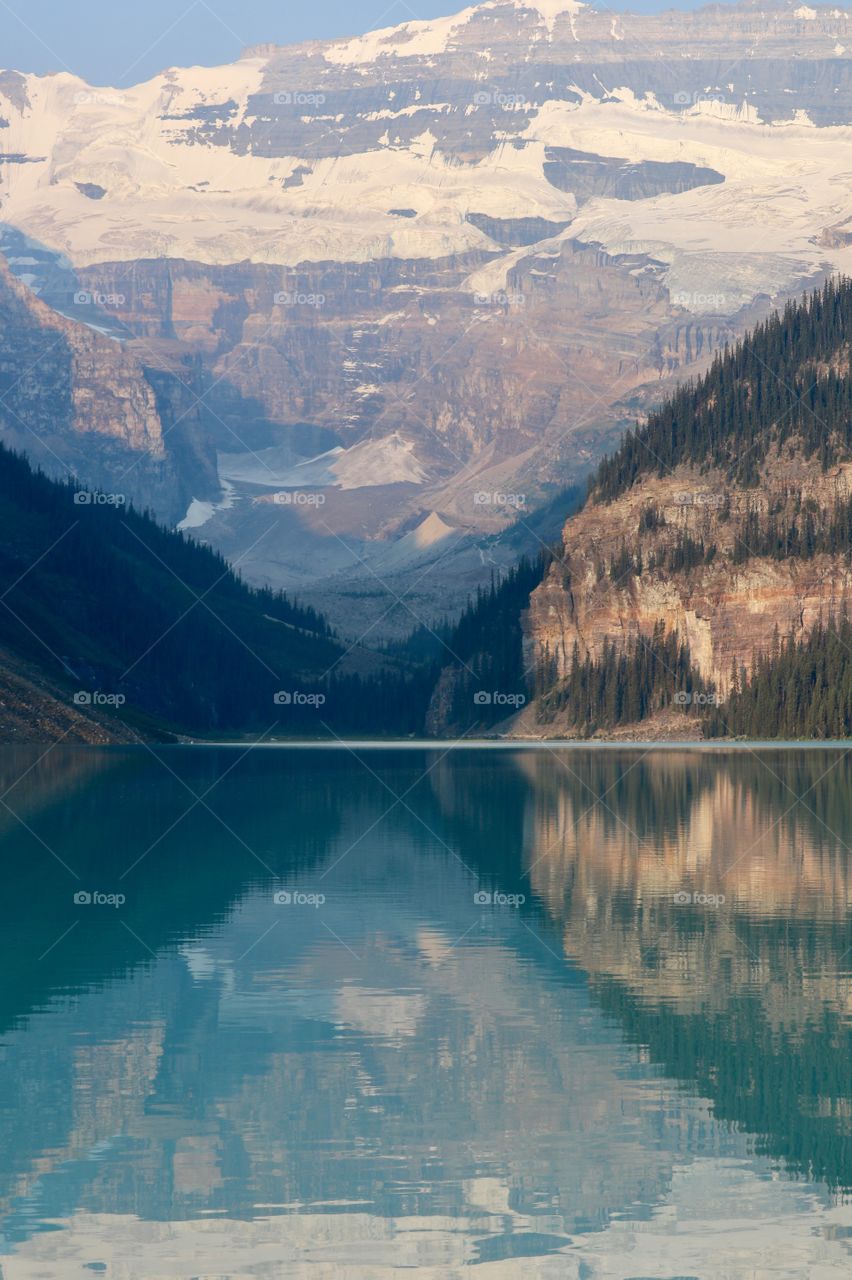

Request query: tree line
[
  {"left": 594, "top": 277, "right": 852, "bottom": 500},
  {"left": 704, "top": 615, "right": 852, "bottom": 739},
  {"left": 0, "top": 443, "right": 419, "bottom": 735}
]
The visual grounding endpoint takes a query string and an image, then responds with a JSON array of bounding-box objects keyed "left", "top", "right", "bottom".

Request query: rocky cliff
[
  {"left": 524, "top": 448, "right": 852, "bottom": 715},
  {"left": 0, "top": 260, "right": 216, "bottom": 522},
  {"left": 519, "top": 271, "right": 852, "bottom": 733},
  {"left": 76, "top": 239, "right": 726, "bottom": 490}
]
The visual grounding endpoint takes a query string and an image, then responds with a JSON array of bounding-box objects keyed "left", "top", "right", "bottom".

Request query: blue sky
[{"left": 5, "top": 0, "right": 750, "bottom": 86}]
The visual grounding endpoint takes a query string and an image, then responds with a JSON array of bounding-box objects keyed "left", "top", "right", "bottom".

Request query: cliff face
[
  {"left": 524, "top": 449, "right": 852, "bottom": 702},
  {"left": 0, "top": 646, "right": 140, "bottom": 744},
  {"left": 0, "top": 262, "right": 216, "bottom": 523},
  {"left": 76, "top": 241, "right": 728, "bottom": 489}
]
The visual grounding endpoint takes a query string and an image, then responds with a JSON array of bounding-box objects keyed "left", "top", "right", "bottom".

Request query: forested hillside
[
  {"left": 0, "top": 446, "right": 414, "bottom": 737},
  {"left": 526, "top": 276, "right": 852, "bottom": 740},
  {"left": 704, "top": 617, "right": 852, "bottom": 739},
  {"left": 421, "top": 556, "right": 549, "bottom": 734},
  {"left": 9, "top": 276, "right": 852, "bottom": 741},
  {"left": 595, "top": 277, "right": 852, "bottom": 499}
]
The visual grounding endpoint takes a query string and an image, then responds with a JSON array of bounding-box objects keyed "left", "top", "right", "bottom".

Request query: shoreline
[{"left": 87, "top": 737, "right": 852, "bottom": 751}]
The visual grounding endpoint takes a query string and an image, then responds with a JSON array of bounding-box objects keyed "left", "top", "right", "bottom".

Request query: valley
[{"left": 2, "top": 0, "right": 852, "bottom": 635}]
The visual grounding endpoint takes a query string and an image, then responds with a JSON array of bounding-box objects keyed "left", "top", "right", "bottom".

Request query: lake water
[{"left": 2, "top": 744, "right": 852, "bottom": 1278}]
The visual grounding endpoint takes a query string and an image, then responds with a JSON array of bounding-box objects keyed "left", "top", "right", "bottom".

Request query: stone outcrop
[
  {"left": 0, "top": 645, "right": 141, "bottom": 743},
  {"left": 74, "top": 241, "right": 751, "bottom": 500},
  {"left": 524, "top": 449, "right": 852, "bottom": 701},
  {"left": 0, "top": 261, "right": 216, "bottom": 522}
]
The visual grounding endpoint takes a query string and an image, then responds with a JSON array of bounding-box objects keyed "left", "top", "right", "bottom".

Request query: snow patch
[
  {"left": 516, "top": 0, "right": 585, "bottom": 37},
  {"left": 324, "top": 7, "right": 482, "bottom": 65},
  {"left": 504, "top": 0, "right": 583, "bottom": 36},
  {"left": 220, "top": 434, "right": 427, "bottom": 492},
  {"left": 323, "top": 0, "right": 586, "bottom": 63},
  {"left": 177, "top": 480, "right": 236, "bottom": 531}
]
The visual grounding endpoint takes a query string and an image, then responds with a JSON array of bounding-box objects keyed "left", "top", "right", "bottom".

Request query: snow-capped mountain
[{"left": 2, "top": 0, "right": 852, "bottom": 633}]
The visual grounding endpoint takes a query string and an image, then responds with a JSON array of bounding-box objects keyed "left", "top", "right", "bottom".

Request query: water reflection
[{"left": 0, "top": 746, "right": 851, "bottom": 1276}]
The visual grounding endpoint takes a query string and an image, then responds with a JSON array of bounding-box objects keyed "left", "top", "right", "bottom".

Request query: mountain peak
[
  {"left": 320, "top": 0, "right": 589, "bottom": 65},
  {"left": 509, "top": 0, "right": 586, "bottom": 30}
]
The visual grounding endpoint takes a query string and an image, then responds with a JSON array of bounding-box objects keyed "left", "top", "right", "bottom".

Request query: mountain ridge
[
  {"left": 520, "top": 276, "right": 852, "bottom": 737},
  {"left": 2, "top": 0, "right": 852, "bottom": 634}
]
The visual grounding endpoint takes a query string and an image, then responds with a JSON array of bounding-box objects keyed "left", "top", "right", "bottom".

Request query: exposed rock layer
[
  {"left": 0, "top": 261, "right": 216, "bottom": 521},
  {"left": 524, "top": 451, "right": 852, "bottom": 706}
]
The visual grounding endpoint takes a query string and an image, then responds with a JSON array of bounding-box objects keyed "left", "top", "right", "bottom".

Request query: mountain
[
  {"left": 521, "top": 276, "right": 852, "bottom": 737},
  {"left": 2, "top": 0, "right": 852, "bottom": 634},
  {"left": 0, "top": 444, "right": 416, "bottom": 741},
  {"left": 0, "top": 256, "right": 217, "bottom": 523}
]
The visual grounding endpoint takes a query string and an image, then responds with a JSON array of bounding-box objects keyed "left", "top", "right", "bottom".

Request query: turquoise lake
[{"left": 1, "top": 744, "right": 852, "bottom": 1277}]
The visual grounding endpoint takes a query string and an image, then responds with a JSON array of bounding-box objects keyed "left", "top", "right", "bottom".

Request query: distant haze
[{"left": 7, "top": 0, "right": 744, "bottom": 86}]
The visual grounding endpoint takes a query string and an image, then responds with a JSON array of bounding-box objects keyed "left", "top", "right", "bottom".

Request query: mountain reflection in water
[{"left": 0, "top": 745, "right": 851, "bottom": 1277}]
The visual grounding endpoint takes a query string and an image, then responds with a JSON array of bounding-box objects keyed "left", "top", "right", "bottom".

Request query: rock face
[
  {"left": 0, "top": 644, "right": 141, "bottom": 743},
  {"left": 2, "top": 0, "right": 852, "bottom": 628},
  {"left": 524, "top": 451, "right": 852, "bottom": 697},
  {"left": 73, "top": 241, "right": 712, "bottom": 483},
  {"left": 0, "top": 261, "right": 216, "bottom": 521}
]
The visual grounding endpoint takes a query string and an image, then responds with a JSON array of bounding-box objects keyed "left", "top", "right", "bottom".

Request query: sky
[{"left": 2, "top": 0, "right": 747, "bottom": 86}]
